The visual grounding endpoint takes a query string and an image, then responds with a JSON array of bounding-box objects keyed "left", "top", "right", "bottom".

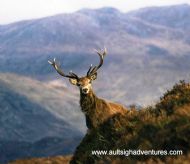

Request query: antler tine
[
  {"left": 48, "top": 58, "right": 79, "bottom": 79},
  {"left": 96, "top": 48, "right": 106, "bottom": 69},
  {"left": 69, "top": 71, "right": 79, "bottom": 79},
  {"left": 87, "top": 64, "right": 93, "bottom": 76},
  {"left": 87, "top": 48, "right": 107, "bottom": 76}
]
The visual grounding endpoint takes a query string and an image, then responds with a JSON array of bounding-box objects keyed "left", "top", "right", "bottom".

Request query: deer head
[{"left": 48, "top": 48, "right": 107, "bottom": 94}]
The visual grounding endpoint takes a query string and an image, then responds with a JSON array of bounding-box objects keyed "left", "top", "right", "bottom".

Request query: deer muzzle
[{"left": 82, "top": 88, "right": 89, "bottom": 94}]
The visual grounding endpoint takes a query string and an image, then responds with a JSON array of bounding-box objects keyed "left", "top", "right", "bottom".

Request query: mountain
[
  {"left": 0, "top": 78, "right": 79, "bottom": 142},
  {"left": 0, "top": 73, "right": 85, "bottom": 132},
  {"left": 0, "top": 73, "right": 83, "bottom": 163},
  {"left": 0, "top": 4, "right": 190, "bottom": 107},
  {"left": 128, "top": 4, "right": 190, "bottom": 31},
  {"left": 0, "top": 3, "right": 190, "bottom": 163}
]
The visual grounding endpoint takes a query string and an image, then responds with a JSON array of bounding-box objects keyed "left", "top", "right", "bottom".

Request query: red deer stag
[{"left": 48, "top": 48, "right": 127, "bottom": 130}]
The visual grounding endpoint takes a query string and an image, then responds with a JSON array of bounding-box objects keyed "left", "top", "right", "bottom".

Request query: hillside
[
  {"left": 0, "top": 73, "right": 83, "bottom": 163},
  {"left": 0, "top": 4, "right": 190, "bottom": 107},
  {"left": 70, "top": 80, "right": 190, "bottom": 163},
  {"left": 0, "top": 77, "right": 80, "bottom": 141},
  {"left": 10, "top": 81, "right": 190, "bottom": 163},
  {"left": 0, "top": 73, "right": 85, "bottom": 131},
  {"left": 1, "top": 138, "right": 79, "bottom": 164},
  {"left": 128, "top": 4, "right": 190, "bottom": 31}
]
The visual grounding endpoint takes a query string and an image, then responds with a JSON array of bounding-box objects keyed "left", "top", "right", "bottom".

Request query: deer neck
[{"left": 80, "top": 89, "right": 97, "bottom": 115}]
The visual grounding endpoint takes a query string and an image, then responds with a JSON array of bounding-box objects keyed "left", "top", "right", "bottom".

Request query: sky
[{"left": 0, "top": 0, "right": 190, "bottom": 24}]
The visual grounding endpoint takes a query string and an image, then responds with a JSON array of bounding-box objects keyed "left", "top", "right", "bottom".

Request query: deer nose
[{"left": 82, "top": 88, "right": 88, "bottom": 93}]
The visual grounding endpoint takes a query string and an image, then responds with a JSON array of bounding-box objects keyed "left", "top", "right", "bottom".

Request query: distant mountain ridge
[
  {"left": 0, "top": 73, "right": 83, "bottom": 163},
  {"left": 0, "top": 4, "right": 189, "bottom": 56},
  {"left": 0, "top": 73, "right": 85, "bottom": 132},
  {"left": 128, "top": 4, "right": 190, "bottom": 30},
  {"left": 0, "top": 80, "right": 72, "bottom": 141},
  {"left": 0, "top": 4, "right": 190, "bottom": 106}
]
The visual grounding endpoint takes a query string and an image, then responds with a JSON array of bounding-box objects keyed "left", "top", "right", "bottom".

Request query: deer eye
[{"left": 77, "top": 83, "right": 81, "bottom": 86}]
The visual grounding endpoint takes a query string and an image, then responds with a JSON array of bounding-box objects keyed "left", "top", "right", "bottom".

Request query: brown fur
[{"left": 80, "top": 89, "right": 127, "bottom": 130}]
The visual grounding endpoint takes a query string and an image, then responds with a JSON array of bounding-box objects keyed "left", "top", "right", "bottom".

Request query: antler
[
  {"left": 87, "top": 47, "right": 107, "bottom": 76},
  {"left": 48, "top": 58, "right": 79, "bottom": 79}
]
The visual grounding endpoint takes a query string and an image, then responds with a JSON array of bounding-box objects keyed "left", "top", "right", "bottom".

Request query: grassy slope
[
  {"left": 10, "top": 81, "right": 190, "bottom": 164},
  {"left": 70, "top": 80, "right": 190, "bottom": 163}
]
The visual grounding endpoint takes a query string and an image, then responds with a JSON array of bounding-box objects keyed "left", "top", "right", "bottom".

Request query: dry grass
[
  {"left": 70, "top": 81, "right": 190, "bottom": 163},
  {"left": 9, "top": 155, "right": 72, "bottom": 164}
]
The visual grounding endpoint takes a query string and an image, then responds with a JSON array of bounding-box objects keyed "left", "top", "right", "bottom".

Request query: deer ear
[
  {"left": 90, "top": 73, "right": 97, "bottom": 81},
  {"left": 69, "top": 78, "right": 78, "bottom": 85}
]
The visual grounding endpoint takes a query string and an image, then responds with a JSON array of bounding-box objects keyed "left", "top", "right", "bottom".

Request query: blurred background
[{"left": 0, "top": 0, "right": 190, "bottom": 163}]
